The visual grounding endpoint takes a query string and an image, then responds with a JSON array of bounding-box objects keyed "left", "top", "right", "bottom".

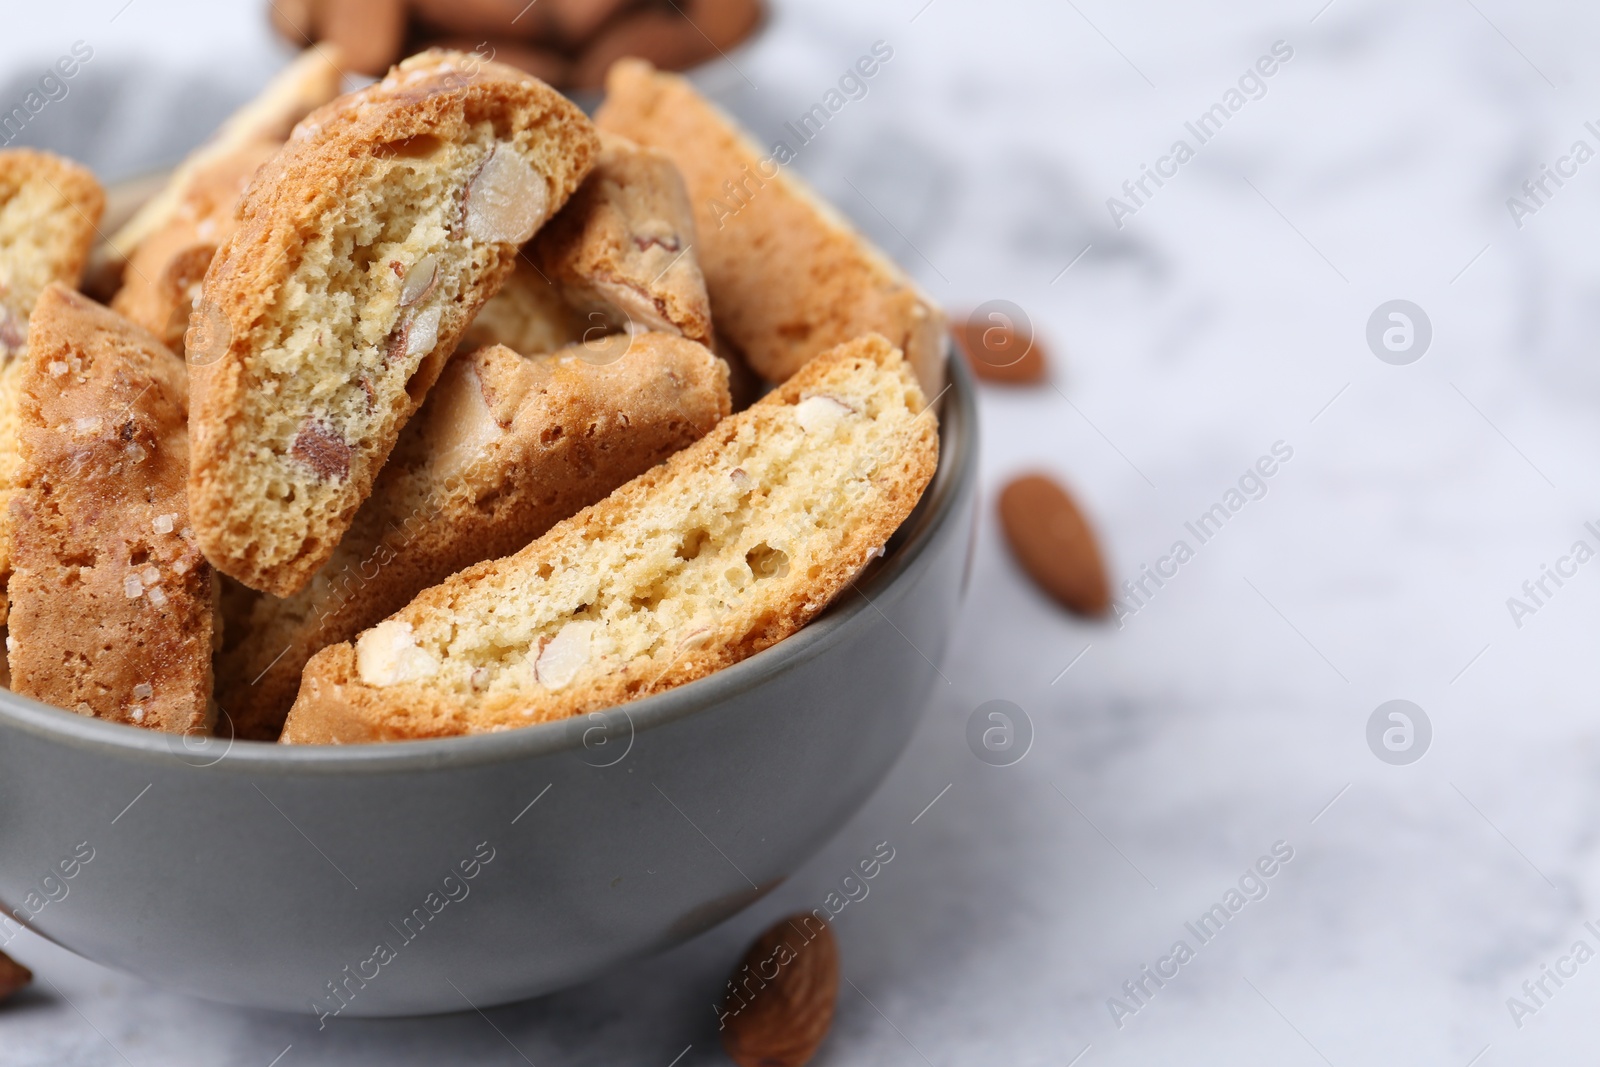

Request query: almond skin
[
  {"left": 318, "top": 0, "right": 406, "bottom": 76},
  {"left": 956, "top": 312, "right": 1047, "bottom": 384},
  {"left": 0, "top": 950, "right": 32, "bottom": 1003},
  {"left": 422, "top": 36, "right": 573, "bottom": 86},
  {"left": 269, "top": 0, "right": 318, "bottom": 44},
  {"left": 571, "top": 11, "right": 717, "bottom": 90},
  {"left": 686, "top": 0, "right": 765, "bottom": 49},
  {"left": 722, "top": 914, "right": 839, "bottom": 1067},
  {"left": 998, "top": 473, "right": 1110, "bottom": 615}
]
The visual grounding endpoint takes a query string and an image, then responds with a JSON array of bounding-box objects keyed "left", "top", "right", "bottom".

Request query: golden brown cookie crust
[
  {"left": 595, "top": 60, "right": 945, "bottom": 393},
  {"left": 280, "top": 332, "right": 937, "bottom": 744},
  {"left": 219, "top": 332, "right": 729, "bottom": 739},
  {"left": 189, "top": 49, "right": 600, "bottom": 598},
  {"left": 0, "top": 148, "right": 105, "bottom": 627},
  {"left": 8, "top": 285, "right": 213, "bottom": 732}
]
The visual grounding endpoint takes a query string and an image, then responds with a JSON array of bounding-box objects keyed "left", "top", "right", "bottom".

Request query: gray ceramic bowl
[{"left": 0, "top": 351, "right": 977, "bottom": 1015}]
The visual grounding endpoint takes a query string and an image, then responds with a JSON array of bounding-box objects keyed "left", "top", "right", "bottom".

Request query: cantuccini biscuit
[
  {"left": 595, "top": 59, "right": 945, "bottom": 393},
  {"left": 188, "top": 49, "right": 600, "bottom": 597},
  {"left": 0, "top": 149, "right": 105, "bottom": 627},
  {"left": 7, "top": 285, "right": 213, "bottom": 733},
  {"left": 280, "top": 332, "right": 936, "bottom": 744},
  {"left": 533, "top": 132, "right": 711, "bottom": 345},
  {"left": 219, "top": 332, "right": 729, "bottom": 739},
  {"left": 463, "top": 132, "right": 711, "bottom": 354}
]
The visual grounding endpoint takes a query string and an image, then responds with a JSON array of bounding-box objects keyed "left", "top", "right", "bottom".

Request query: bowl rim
[{"left": 0, "top": 348, "right": 977, "bottom": 775}]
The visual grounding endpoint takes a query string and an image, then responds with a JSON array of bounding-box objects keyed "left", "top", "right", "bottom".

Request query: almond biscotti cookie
[
  {"left": 280, "top": 332, "right": 936, "bottom": 744},
  {"left": 595, "top": 59, "right": 945, "bottom": 393},
  {"left": 532, "top": 133, "right": 711, "bottom": 345},
  {"left": 189, "top": 49, "right": 600, "bottom": 597},
  {"left": 0, "top": 150, "right": 104, "bottom": 349},
  {"left": 0, "top": 149, "right": 105, "bottom": 627},
  {"left": 220, "top": 332, "right": 730, "bottom": 739},
  {"left": 7, "top": 285, "right": 213, "bottom": 733},
  {"left": 463, "top": 133, "right": 711, "bottom": 354}
]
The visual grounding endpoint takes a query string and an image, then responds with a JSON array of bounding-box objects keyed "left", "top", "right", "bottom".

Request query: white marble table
[{"left": 6, "top": 0, "right": 1600, "bottom": 1063}]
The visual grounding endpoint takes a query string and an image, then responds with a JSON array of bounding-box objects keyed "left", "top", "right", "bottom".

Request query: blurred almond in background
[{"left": 275, "top": 0, "right": 764, "bottom": 83}]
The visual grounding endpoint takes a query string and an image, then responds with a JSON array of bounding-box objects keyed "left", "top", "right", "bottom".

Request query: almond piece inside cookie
[{"left": 464, "top": 132, "right": 712, "bottom": 356}]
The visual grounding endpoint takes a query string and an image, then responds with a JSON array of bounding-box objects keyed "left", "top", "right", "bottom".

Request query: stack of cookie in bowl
[{"left": 0, "top": 45, "right": 943, "bottom": 745}]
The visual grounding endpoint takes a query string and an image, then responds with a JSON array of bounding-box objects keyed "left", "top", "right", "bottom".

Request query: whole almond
[
  {"left": 722, "top": 914, "right": 839, "bottom": 1067},
  {"left": 956, "top": 312, "right": 1047, "bottom": 384},
  {"left": 269, "top": 0, "right": 320, "bottom": 45},
  {"left": 409, "top": 0, "right": 552, "bottom": 39},
  {"left": 424, "top": 35, "right": 572, "bottom": 86},
  {"left": 686, "top": 0, "right": 764, "bottom": 49},
  {"left": 0, "top": 950, "right": 33, "bottom": 1003},
  {"left": 544, "top": 0, "right": 640, "bottom": 47},
  {"left": 319, "top": 0, "right": 406, "bottom": 75},
  {"left": 571, "top": 10, "right": 717, "bottom": 89},
  {"left": 998, "top": 473, "right": 1110, "bottom": 615}
]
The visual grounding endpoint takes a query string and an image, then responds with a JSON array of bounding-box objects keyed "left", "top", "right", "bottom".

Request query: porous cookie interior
[
  {"left": 239, "top": 123, "right": 529, "bottom": 562},
  {"left": 0, "top": 175, "right": 81, "bottom": 327},
  {"left": 358, "top": 347, "right": 925, "bottom": 707}
]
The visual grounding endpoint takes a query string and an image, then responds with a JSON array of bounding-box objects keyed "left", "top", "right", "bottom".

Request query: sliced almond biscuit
[
  {"left": 0, "top": 151, "right": 104, "bottom": 343},
  {"left": 0, "top": 149, "right": 105, "bottom": 628},
  {"left": 189, "top": 49, "right": 601, "bottom": 597},
  {"left": 532, "top": 132, "right": 711, "bottom": 345},
  {"left": 595, "top": 59, "right": 945, "bottom": 394},
  {"left": 463, "top": 132, "right": 711, "bottom": 354},
  {"left": 219, "top": 332, "right": 730, "bottom": 740},
  {"left": 8, "top": 285, "right": 213, "bottom": 733},
  {"left": 280, "top": 332, "right": 937, "bottom": 744}
]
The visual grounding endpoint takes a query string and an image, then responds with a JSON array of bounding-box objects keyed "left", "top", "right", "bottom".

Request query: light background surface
[{"left": 4, "top": 0, "right": 1600, "bottom": 1063}]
